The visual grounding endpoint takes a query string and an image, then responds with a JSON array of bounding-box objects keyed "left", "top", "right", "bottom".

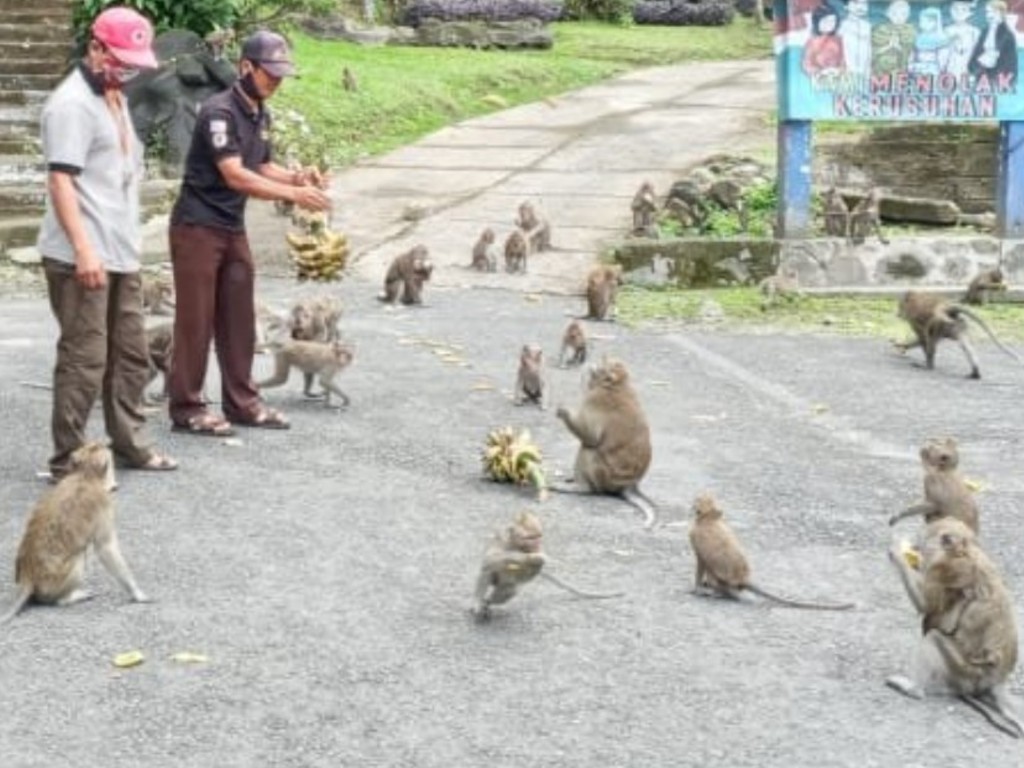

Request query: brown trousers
[
  {"left": 43, "top": 258, "right": 153, "bottom": 475},
  {"left": 168, "top": 223, "right": 261, "bottom": 425}
]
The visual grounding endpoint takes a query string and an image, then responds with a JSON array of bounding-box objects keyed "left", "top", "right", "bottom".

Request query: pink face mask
[{"left": 102, "top": 57, "right": 140, "bottom": 86}]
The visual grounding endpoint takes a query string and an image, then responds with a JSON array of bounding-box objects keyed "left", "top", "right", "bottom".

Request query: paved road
[{"left": 3, "top": 60, "right": 1024, "bottom": 768}]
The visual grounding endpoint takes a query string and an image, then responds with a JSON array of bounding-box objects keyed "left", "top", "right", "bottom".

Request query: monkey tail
[
  {"left": 953, "top": 306, "right": 1024, "bottom": 364},
  {"left": 622, "top": 487, "right": 658, "bottom": 530},
  {"left": 745, "top": 583, "right": 855, "bottom": 612},
  {"left": 539, "top": 572, "right": 624, "bottom": 600},
  {"left": 0, "top": 586, "right": 31, "bottom": 625},
  {"left": 888, "top": 503, "right": 931, "bottom": 527},
  {"left": 961, "top": 694, "right": 1024, "bottom": 739}
]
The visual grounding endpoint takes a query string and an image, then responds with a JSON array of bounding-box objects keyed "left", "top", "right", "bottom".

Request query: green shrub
[
  {"left": 73, "top": 0, "right": 238, "bottom": 39},
  {"left": 563, "top": 0, "right": 634, "bottom": 23}
]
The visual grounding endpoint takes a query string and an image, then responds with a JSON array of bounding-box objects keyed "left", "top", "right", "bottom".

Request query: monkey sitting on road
[
  {"left": 688, "top": 493, "right": 855, "bottom": 611},
  {"left": 472, "top": 511, "right": 623, "bottom": 621},
  {"left": 848, "top": 187, "right": 889, "bottom": 245},
  {"left": 144, "top": 323, "right": 173, "bottom": 404},
  {"left": 585, "top": 264, "right": 623, "bottom": 321},
  {"left": 1, "top": 442, "right": 150, "bottom": 624},
  {"left": 258, "top": 339, "right": 355, "bottom": 409},
  {"left": 889, "top": 437, "right": 980, "bottom": 535},
  {"left": 513, "top": 344, "right": 548, "bottom": 409},
  {"left": 887, "top": 519, "right": 1023, "bottom": 738},
  {"left": 893, "top": 290, "right": 1022, "bottom": 379},
  {"left": 963, "top": 267, "right": 1007, "bottom": 306},
  {"left": 378, "top": 245, "right": 433, "bottom": 305},
  {"left": 515, "top": 201, "right": 551, "bottom": 253},
  {"left": 558, "top": 320, "right": 588, "bottom": 368},
  {"left": 631, "top": 181, "right": 658, "bottom": 235},
  {"left": 470, "top": 228, "right": 498, "bottom": 272},
  {"left": 504, "top": 229, "right": 528, "bottom": 274},
  {"left": 552, "top": 357, "right": 657, "bottom": 529},
  {"left": 141, "top": 273, "right": 175, "bottom": 316}
]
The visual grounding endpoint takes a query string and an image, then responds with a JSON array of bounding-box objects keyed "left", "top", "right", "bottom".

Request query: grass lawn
[{"left": 273, "top": 19, "right": 772, "bottom": 166}]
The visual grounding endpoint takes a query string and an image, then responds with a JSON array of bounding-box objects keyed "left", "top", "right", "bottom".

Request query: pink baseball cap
[{"left": 92, "top": 7, "right": 159, "bottom": 69}]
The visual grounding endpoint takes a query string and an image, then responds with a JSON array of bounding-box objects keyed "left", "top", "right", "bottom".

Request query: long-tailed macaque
[
  {"left": 889, "top": 437, "right": 980, "bottom": 535},
  {"left": 849, "top": 187, "right": 889, "bottom": 245},
  {"left": 513, "top": 344, "right": 548, "bottom": 409},
  {"left": 631, "top": 181, "right": 658, "bottom": 235},
  {"left": 585, "top": 264, "right": 623, "bottom": 321},
  {"left": 822, "top": 186, "right": 849, "bottom": 239},
  {"left": 688, "top": 493, "right": 855, "bottom": 610},
  {"left": 515, "top": 201, "right": 551, "bottom": 253},
  {"left": 887, "top": 519, "right": 1023, "bottom": 738},
  {"left": 258, "top": 339, "right": 355, "bottom": 408},
  {"left": 141, "top": 273, "right": 175, "bottom": 316},
  {"left": 552, "top": 357, "right": 657, "bottom": 529},
  {"left": 144, "top": 323, "right": 173, "bottom": 403},
  {"left": 0, "top": 442, "right": 150, "bottom": 624},
  {"left": 504, "top": 230, "right": 528, "bottom": 274},
  {"left": 470, "top": 228, "right": 498, "bottom": 272},
  {"left": 378, "top": 245, "right": 433, "bottom": 305},
  {"left": 558, "top": 320, "right": 588, "bottom": 368},
  {"left": 963, "top": 267, "right": 1007, "bottom": 306},
  {"left": 472, "top": 511, "right": 623, "bottom": 621}
]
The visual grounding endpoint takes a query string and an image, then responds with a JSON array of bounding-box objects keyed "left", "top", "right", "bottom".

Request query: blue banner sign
[{"left": 774, "top": 0, "right": 1024, "bottom": 119}]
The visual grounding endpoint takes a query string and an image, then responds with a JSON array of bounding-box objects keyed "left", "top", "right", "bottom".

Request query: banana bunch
[
  {"left": 286, "top": 228, "right": 348, "bottom": 282},
  {"left": 482, "top": 426, "right": 547, "bottom": 500}
]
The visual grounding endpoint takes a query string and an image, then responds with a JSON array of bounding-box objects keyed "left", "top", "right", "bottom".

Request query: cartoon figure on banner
[
  {"left": 839, "top": 0, "right": 872, "bottom": 79},
  {"left": 947, "top": 0, "right": 982, "bottom": 77},
  {"left": 871, "top": 0, "right": 915, "bottom": 76},
  {"left": 802, "top": 4, "right": 845, "bottom": 77},
  {"left": 909, "top": 6, "right": 950, "bottom": 76},
  {"left": 970, "top": 0, "right": 1018, "bottom": 80}
]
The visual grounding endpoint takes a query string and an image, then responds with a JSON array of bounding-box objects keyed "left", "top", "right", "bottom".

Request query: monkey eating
[
  {"left": 889, "top": 437, "right": 980, "bottom": 535},
  {"left": 963, "top": 267, "right": 1007, "bottom": 306},
  {"left": 631, "top": 181, "right": 658, "bottom": 235},
  {"left": 472, "top": 511, "right": 623, "bottom": 621},
  {"left": 515, "top": 201, "right": 551, "bottom": 253},
  {"left": 887, "top": 519, "right": 1023, "bottom": 738},
  {"left": 584, "top": 264, "right": 623, "bottom": 321},
  {"left": 558, "top": 320, "right": 588, "bottom": 368},
  {"left": 258, "top": 339, "right": 355, "bottom": 408},
  {"left": 513, "top": 344, "right": 548, "bottom": 409},
  {"left": 504, "top": 230, "right": 528, "bottom": 274},
  {"left": 378, "top": 245, "right": 433, "bottom": 305},
  {"left": 893, "top": 290, "right": 1022, "bottom": 379},
  {"left": 688, "top": 493, "right": 855, "bottom": 611},
  {"left": 470, "top": 228, "right": 498, "bottom": 272},
  {"left": 551, "top": 357, "right": 657, "bottom": 529},
  {"left": 0, "top": 442, "right": 151, "bottom": 624}
]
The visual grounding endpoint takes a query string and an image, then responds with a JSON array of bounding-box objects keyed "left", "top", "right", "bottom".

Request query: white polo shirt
[{"left": 36, "top": 64, "right": 144, "bottom": 274}]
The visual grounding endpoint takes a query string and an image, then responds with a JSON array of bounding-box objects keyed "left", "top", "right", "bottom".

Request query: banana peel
[{"left": 482, "top": 427, "right": 547, "bottom": 499}]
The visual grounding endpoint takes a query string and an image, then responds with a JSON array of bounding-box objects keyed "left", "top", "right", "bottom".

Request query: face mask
[
  {"left": 102, "top": 61, "right": 140, "bottom": 86},
  {"left": 239, "top": 71, "right": 262, "bottom": 101}
]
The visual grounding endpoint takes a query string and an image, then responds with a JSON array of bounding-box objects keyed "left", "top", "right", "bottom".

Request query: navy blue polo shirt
[{"left": 171, "top": 83, "right": 273, "bottom": 231}]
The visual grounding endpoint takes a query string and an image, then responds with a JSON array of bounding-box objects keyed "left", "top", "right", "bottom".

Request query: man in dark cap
[{"left": 167, "top": 30, "right": 330, "bottom": 436}]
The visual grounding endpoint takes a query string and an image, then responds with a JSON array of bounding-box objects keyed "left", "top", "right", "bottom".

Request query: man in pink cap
[
  {"left": 36, "top": 6, "right": 177, "bottom": 479},
  {"left": 167, "top": 30, "right": 330, "bottom": 436}
]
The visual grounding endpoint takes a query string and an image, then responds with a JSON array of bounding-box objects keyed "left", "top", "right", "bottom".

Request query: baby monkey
[
  {"left": 1, "top": 442, "right": 150, "bottom": 624},
  {"left": 504, "top": 230, "right": 528, "bottom": 274},
  {"left": 259, "top": 339, "right": 355, "bottom": 408},
  {"left": 515, "top": 201, "right": 551, "bottom": 253},
  {"left": 963, "top": 267, "right": 1007, "bottom": 306},
  {"left": 472, "top": 511, "right": 623, "bottom": 621},
  {"left": 470, "top": 228, "right": 498, "bottom": 272},
  {"left": 688, "top": 494, "right": 855, "bottom": 611},
  {"left": 513, "top": 344, "right": 548, "bottom": 409},
  {"left": 558, "top": 320, "right": 588, "bottom": 368},
  {"left": 585, "top": 264, "right": 623, "bottom": 321},
  {"left": 889, "top": 437, "right": 979, "bottom": 535}
]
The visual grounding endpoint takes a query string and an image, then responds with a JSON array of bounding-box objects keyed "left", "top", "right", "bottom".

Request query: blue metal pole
[
  {"left": 776, "top": 120, "right": 813, "bottom": 238},
  {"left": 997, "top": 121, "right": 1024, "bottom": 239}
]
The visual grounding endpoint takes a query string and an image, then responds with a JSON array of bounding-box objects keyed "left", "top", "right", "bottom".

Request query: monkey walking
[
  {"left": 472, "top": 511, "right": 623, "bottom": 621},
  {"left": 470, "top": 228, "right": 498, "bottom": 272},
  {"left": 290, "top": 295, "right": 343, "bottom": 343},
  {"left": 551, "top": 357, "right": 658, "bottom": 530},
  {"left": 887, "top": 519, "right": 1023, "bottom": 738},
  {"left": 848, "top": 187, "right": 889, "bottom": 245},
  {"left": 504, "top": 230, "right": 529, "bottom": 274},
  {"left": 889, "top": 437, "right": 980, "bottom": 535},
  {"left": 1, "top": 442, "right": 150, "bottom": 624},
  {"left": 558, "top": 320, "right": 588, "bottom": 368},
  {"left": 963, "top": 267, "right": 1007, "bottom": 306},
  {"left": 893, "top": 291, "right": 1022, "bottom": 379},
  {"left": 258, "top": 339, "right": 355, "bottom": 408},
  {"left": 688, "top": 494, "right": 855, "bottom": 611},
  {"left": 378, "top": 245, "right": 433, "bottom": 305},
  {"left": 584, "top": 264, "right": 623, "bottom": 321},
  {"left": 513, "top": 344, "right": 549, "bottom": 409}
]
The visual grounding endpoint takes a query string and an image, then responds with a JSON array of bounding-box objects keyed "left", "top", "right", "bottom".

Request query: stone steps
[
  {"left": 0, "top": 72, "right": 64, "bottom": 91},
  {"left": 0, "top": 58, "right": 71, "bottom": 76},
  {"left": 0, "top": 22, "right": 73, "bottom": 43}
]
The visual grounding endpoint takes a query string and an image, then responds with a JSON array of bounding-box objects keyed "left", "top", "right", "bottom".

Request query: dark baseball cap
[{"left": 241, "top": 30, "right": 296, "bottom": 77}]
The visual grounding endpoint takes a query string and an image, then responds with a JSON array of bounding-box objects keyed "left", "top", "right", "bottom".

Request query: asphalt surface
[{"left": 3, "top": 59, "right": 1024, "bottom": 768}]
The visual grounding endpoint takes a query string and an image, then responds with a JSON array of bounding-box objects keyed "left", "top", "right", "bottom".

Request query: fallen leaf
[{"left": 113, "top": 651, "right": 145, "bottom": 669}]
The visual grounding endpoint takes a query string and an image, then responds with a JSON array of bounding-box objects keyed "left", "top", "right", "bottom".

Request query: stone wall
[{"left": 814, "top": 124, "right": 997, "bottom": 214}]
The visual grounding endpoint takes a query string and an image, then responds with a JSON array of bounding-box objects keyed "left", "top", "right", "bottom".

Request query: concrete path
[{"left": 5, "top": 59, "right": 1024, "bottom": 767}]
